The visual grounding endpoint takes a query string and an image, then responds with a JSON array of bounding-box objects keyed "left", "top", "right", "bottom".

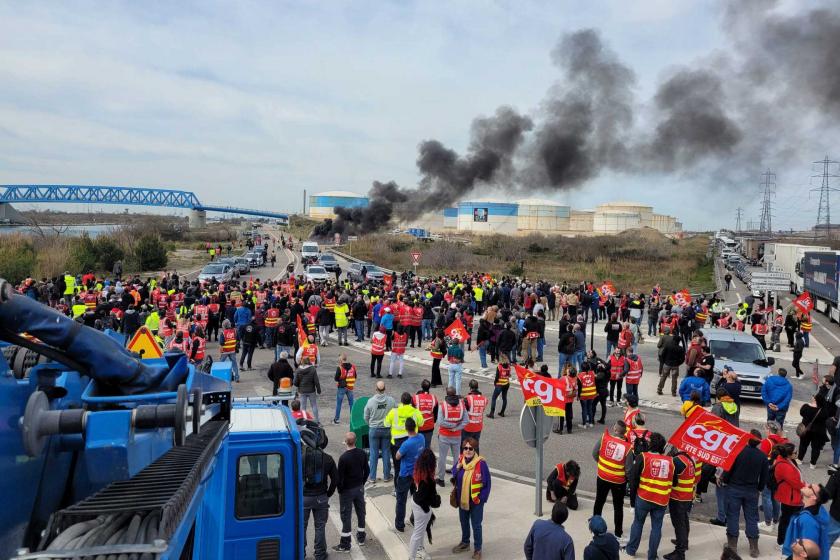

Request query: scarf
[{"left": 459, "top": 454, "right": 484, "bottom": 510}]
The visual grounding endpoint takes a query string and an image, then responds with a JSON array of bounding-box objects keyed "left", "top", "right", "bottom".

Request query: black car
[{"left": 317, "top": 253, "right": 341, "bottom": 273}]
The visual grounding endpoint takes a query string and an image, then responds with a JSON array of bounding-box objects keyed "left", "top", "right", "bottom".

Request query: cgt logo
[
  {"left": 684, "top": 422, "right": 740, "bottom": 453},
  {"left": 522, "top": 376, "right": 565, "bottom": 404}
]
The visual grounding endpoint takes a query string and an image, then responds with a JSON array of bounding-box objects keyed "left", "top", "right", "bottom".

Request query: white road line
[{"left": 328, "top": 509, "right": 367, "bottom": 560}]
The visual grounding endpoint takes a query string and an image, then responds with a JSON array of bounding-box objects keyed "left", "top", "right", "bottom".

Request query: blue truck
[
  {"left": 0, "top": 279, "right": 307, "bottom": 560},
  {"left": 802, "top": 251, "right": 840, "bottom": 322}
]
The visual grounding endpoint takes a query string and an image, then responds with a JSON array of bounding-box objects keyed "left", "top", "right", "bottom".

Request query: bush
[
  {"left": 0, "top": 235, "right": 36, "bottom": 284},
  {"left": 135, "top": 235, "right": 168, "bottom": 270},
  {"left": 94, "top": 237, "right": 125, "bottom": 272},
  {"left": 68, "top": 234, "right": 98, "bottom": 273}
]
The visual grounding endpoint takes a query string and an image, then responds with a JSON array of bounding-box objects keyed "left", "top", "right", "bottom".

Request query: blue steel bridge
[{"left": 0, "top": 184, "right": 289, "bottom": 225}]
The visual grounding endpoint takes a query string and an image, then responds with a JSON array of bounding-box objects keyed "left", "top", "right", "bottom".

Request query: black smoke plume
[{"left": 313, "top": 1, "right": 840, "bottom": 238}]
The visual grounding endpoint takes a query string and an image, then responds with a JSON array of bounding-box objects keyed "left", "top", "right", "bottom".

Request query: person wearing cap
[
  {"left": 267, "top": 351, "right": 294, "bottom": 396},
  {"left": 380, "top": 306, "right": 395, "bottom": 350},
  {"left": 584, "top": 515, "right": 619, "bottom": 560},
  {"left": 524, "top": 501, "right": 575, "bottom": 560},
  {"left": 762, "top": 367, "right": 793, "bottom": 427}
]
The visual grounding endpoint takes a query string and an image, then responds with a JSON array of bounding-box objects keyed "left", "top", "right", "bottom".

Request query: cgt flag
[
  {"left": 444, "top": 318, "right": 470, "bottom": 344},
  {"left": 295, "top": 314, "right": 309, "bottom": 348},
  {"left": 514, "top": 364, "right": 566, "bottom": 416},
  {"left": 668, "top": 409, "right": 754, "bottom": 470},
  {"left": 600, "top": 281, "right": 617, "bottom": 297},
  {"left": 383, "top": 274, "right": 393, "bottom": 292},
  {"left": 674, "top": 289, "right": 692, "bottom": 307},
  {"left": 794, "top": 291, "right": 815, "bottom": 314}
]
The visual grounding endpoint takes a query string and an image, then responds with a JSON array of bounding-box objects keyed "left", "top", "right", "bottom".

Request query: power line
[
  {"left": 811, "top": 156, "right": 840, "bottom": 234},
  {"left": 735, "top": 207, "right": 743, "bottom": 232},
  {"left": 759, "top": 170, "right": 775, "bottom": 233}
]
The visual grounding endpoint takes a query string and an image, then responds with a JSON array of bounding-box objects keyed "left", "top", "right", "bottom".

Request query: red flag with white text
[
  {"left": 794, "top": 291, "right": 814, "bottom": 314},
  {"left": 296, "top": 314, "right": 309, "bottom": 348},
  {"left": 667, "top": 409, "right": 754, "bottom": 470},
  {"left": 444, "top": 318, "right": 470, "bottom": 344},
  {"left": 513, "top": 364, "right": 566, "bottom": 416},
  {"left": 674, "top": 289, "right": 692, "bottom": 307}
]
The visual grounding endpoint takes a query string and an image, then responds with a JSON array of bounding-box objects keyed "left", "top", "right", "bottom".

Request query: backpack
[
  {"left": 633, "top": 430, "right": 650, "bottom": 453},
  {"left": 767, "top": 461, "right": 779, "bottom": 493},
  {"left": 303, "top": 446, "right": 325, "bottom": 486}
]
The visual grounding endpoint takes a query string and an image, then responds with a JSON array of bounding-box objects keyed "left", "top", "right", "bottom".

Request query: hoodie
[
  {"left": 363, "top": 393, "right": 396, "bottom": 428},
  {"left": 583, "top": 533, "right": 620, "bottom": 560},
  {"left": 782, "top": 505, "right": 831, "bottom": 559},
  {"left": 762, "top": 374, "right": 793, "bottom": 411}
]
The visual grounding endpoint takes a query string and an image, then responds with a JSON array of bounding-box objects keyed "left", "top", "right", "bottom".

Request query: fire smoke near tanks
[{"left": 313, "top": 1, "right": 840, "bottom": 237}]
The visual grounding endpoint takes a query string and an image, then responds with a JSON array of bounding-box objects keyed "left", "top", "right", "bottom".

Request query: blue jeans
[
  {"left": 762, "top": 487, "right": 780, "bottom": 523},
  {"left": 368, "top": 427, "right": 392, "bottom": 481},
  {"left": 626, "top": 498, "right": 666, "bottom": 560},
  {"left": 354, "top": 320, "right": 365, "bottom": 341},
  {"left": 275, "top": 344, "right": 293, "bottom": 362},
  {"left": 767, "top": 406, "right": 788, "bottom": 428},
  {"left": 558, "top": 353, "right": 572, "bottom": 373},
  {"left": 422, "top": 319, "right": 433, "bottom": 340},
  {"left": 448, "top": 363, "right": 463, "bottom": 394},
  {"left": 833, "top": 424, "right": 840, "bottom": 464},
  {"left": 478, "top": 345, "right": 488, "bottom": 369},
  {"left": 220, "top": 352, "right": 239, "bottom": 381},
  {"left": 726, "top": 484, "right": 760, "bottom": 539},
  {"left": 828, "top": 514, "right": 840, "bottom": 548},
  {"left": 606, "top": 340, "right": 615, "bottom": 356},
  {"left": 715, "top": 484, "right": 728, "bottom": 522},
  {"left": 574, "top": 351, "right": 586, "bottom": 371},
  {"left": 580, "top": 399, "right": 595, "bottom": 424},
  {"left": 458, "top": 502, "right": 485, "bottom": 551},
  {"left": 537, "top": 337, "right": 545, "bottom": 361},
  {"left": 625, "top": 383, "right": 639, "bottom": 400},
  {"left": 648, "top": 317, "right": 657, "bottom": 336},
  {"left": 334, "top": 387, "right": 354, "bottom": 421},
  {"left": 395, "top": 475, "right": 412, "bottom": 530},
  {"left": 803, "top": 332, "right": 810, "bottom": 347}
]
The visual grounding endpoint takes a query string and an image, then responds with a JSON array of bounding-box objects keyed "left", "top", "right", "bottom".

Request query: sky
[{"left": 0, "top": 0, "right": 836, "bottom": 231}]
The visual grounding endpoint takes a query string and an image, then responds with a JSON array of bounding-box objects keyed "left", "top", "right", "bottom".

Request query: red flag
[
  {"left": 513, "top": 364, "right": 566, "bottom": 416},
  {"left": 384, "top": 274, "right": 393, "bottom": 292},
  {"left": 674, "top": 289, "right": 692, "bottom": 307},
  {"left": 600, "top": 281, "right": 616, "bottom": 297},
  {"left": 667, "top": 409, "right": 754, "bottom": 470},
  {"left": 444, "top": 318, "right": 470, "bottom": 343},
  {"left": 794, "top": 291, "right": 814, "bottom": 314},
  {"left": 295, "top": 314, "right": 308, "bottom": 348}
]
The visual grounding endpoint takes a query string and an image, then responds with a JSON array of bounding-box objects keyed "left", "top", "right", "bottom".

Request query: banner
[
  {"left": 667, "top": 409, "right": 753, "bottom": 470},
  {"left": 295, "top": 314, "right": 309, "bottom": 348},
  {"left": 600, "top": 281, "right": 616, "bottom": 297},
  {"left": 513, "top": 364, "right": 566, "bottom": 416},
  {"left": 793, "top": 291, "right": 814, "bottom": 314},
  {"left": 384, "top": 274, "right": 393, "bottom": 292},
  {"left": 674, "top": 289, "right": 692, "bottom": 307},
  {"left": 444, "top": 318, "right": 470, "bottom": 343}
]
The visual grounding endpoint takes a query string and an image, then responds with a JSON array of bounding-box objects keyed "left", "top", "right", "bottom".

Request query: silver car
[
  {"left": 700, "top": 328, "right": 775, "bottom": 399},
  {"left": 305, "top": 265, "right": 330, "bottom": 283},
  {"left": 198, "top": 263, "right": 233, "bottom": 284}
]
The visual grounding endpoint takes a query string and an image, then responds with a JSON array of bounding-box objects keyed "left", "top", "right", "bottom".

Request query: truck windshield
[{"left": 709, "top": 340, "right": 766, "bottom": 363}]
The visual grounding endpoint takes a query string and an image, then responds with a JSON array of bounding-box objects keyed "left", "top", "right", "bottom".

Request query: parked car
[
  {"left": 305, "top": 265, "right": 330, "bottom": 283},
  {"left": 198, "top": 263, "right": 234, "bottom": 284},
  {"left": 700, "top": 328, "right": 775, "bottom": 399},
  {"left": 233, "top": 257, "right": 250, "bottom": 274},
  {"left": 317, "top": 253, "right": 341, "bottom": 273},
  {"left": 245, "top": 251, "right": 264, "bottom": 267},
  {"left": 216, "top": 258, "right": 240, "bottom": 278},
  {"left": 346, "top": 262, "right": 386, "bottom": 283}
]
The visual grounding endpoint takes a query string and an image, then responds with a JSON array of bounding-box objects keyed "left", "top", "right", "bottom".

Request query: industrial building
[
  {"left": 408, "top": 199, "right": 681, "bottom": 236},
  {"left": 308, "top": 190, "right": 369, "bottom": 219}
]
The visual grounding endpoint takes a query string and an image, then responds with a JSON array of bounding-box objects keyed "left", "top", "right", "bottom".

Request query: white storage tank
[
  {"left": 443, "top": 207, "right": 458, "bottom": 229},
  {"left": 570, "top": 210, "right": 595, "bottom": 232},
  {"left": 457, "top": 199, "right": 518, "bottom": 234},
  {"left": 309, "top": 190, "right": 369, "bottom": 219},
  {"left": 516, "top": 198, "right": 571, "bottom": 233}
]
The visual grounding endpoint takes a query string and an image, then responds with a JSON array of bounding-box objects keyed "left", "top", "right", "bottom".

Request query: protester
[
  {"left": 384, "top": 392, "right": 424, "bottom": 488},
  {"left": 437, "top": 386, "right": 468, "bottom": 486},
  {"left": 302, "top": 432, "right": 336, "bottom": 560},
  {"left": 363, "top": 381, "right": 396, "bottom": 486},
  {"left": 487, "top": 354, "right": 512, "bottom": 418},
  {"left": 762, "top": 368, "right": 793, "bottom": 427},
  {"left": 267, "top": 351, "right": 294, "bottom": 396},
  {"left": 451, "top": 436, "right": 491, "bottom": 560},
  {"left": 394, "top": 418, "right": 425, "bottom": 533},
  {"left": 663, "top": 447, "right": 696, "bottom": 560},
  {"left": 546, "top": 460, "right": 580, "bottom": 510},
  {"left": 370, "top": 326, "right": 387, "bottom": 378},
  {"left": 447, "top": 336, "right": 466, "bottom": 395},
  {"left": 798, "top": 393, "right": 830, "bottom": 469},
  {"left": 772, "top": 442, "right": 804, "bottom": 547},
  {"left": 782, "top": 483, "right": 830, "bottom": 559},
  {"left": 333, "top": 354, "right": 357, "bottom": 424},
  {"left": 333, "top": 432, "right": 368, "bottom": 553},
  {"left": 758, "top": 422, "right": 788, "bottom": 530},
  {"left": 524, "top": 502, "right": 575, "bottom": 560},
  {"left": 413, "top": 379, "right": 439, "bottom": 449},
  {"left": 409, "top": 449, "right": 441, "bottom": 560},
  {"left": 592, "top": 420, "right": 630, "bottom": 542},
  {"left": 293, "top": 355, "right": 321, "bottom": 423},
  {"left": 721, "top": 429, "right": 767, "bottom": 557},
  {"left": 463, "top": 379, "right": 487, "bottom": 441},
  {"left": 583, "top": 515, "right": 619, "bottom": 560}
]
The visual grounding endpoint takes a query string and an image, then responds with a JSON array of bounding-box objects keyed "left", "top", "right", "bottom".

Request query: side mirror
[{"left": 767, "top": 357, "right": 775, "bottom": 365}]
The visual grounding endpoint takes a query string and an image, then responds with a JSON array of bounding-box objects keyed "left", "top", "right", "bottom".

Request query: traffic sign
[
  {"left": 520, "top": 405, "right": 551, "bottom": 449},
  {"left": 126, "top": 326, "right": 163, "bottom": 359},
  {"left": 410, "top": 250, "right": 422, "bottom": 266},
  {"left": 751, "top": 271, "right": 790, "bottom": 280},
  {"left": 750, "top": 282, "right": 789, "bottom": 292}
]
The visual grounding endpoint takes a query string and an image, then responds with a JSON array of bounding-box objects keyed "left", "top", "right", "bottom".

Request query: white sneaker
[
  {"left": 364, "top": 480, "right": 376, "bottom": 489},
  {"left": 810, "top": 464, "right": 816, "bottom": 470},
  {"left": 618, "top": 536, "right": 629, "bottom": 546},
  {"left": 578, "top": 423, "right": 588, "bottom": 428}
]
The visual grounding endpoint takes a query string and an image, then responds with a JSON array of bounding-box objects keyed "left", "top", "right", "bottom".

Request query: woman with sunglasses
[{"left": 451, "top": 437, "right": 491, "bottom": 560}]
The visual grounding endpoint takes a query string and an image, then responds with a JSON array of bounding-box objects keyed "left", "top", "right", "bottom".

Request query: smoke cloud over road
[{"left": 314, "top": 1, "right": 840, "bottom": 237}]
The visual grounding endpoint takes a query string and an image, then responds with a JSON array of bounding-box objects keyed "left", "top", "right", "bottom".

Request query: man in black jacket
[
  {"left": 333, "top": 432, "right": 369, "bottom": 553},
  {"left": 721, "top": 429, "right": 767, "bottom": 557},
  {"left": 303, "top": 440, "right": 337, "bottom": 560}
]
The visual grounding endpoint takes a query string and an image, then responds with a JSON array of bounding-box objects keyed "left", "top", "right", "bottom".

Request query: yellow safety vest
[
  {"left": 384, "top": 404, "right": 424, "bottom": 444},
  {"left": 71, "top": 304, "right": 87, "bottom": 318},
  {"left": 145, "top": 312, "right": 160, "bottom": 332},
  {"left": 63, "top": 275, "right": 76, "bottom": 296}
]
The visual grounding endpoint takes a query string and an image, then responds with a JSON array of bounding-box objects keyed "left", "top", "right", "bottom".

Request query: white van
[{"left": 301, "top": 242, "right": 320, "bottom": 264}]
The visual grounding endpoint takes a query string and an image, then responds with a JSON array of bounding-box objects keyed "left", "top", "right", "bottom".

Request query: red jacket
[{"left": 772, "top": 457, "right": 804, "bottom": 506}]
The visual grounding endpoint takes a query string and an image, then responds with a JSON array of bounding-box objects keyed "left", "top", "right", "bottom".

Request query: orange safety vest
[
  {"left": 718, "top": 315, "right": 731, "bottom": 328},
  {"left": 553, "top": 462, "right": 573, "bottom": 491},
  {"left": 597, "top": 430, "right": 631, "bottom": 484},
  {"left": 303, "top": 344, "right": 319, "bottom": 363},
  {"left": 466, "top": 458, "right": 486, "bottom": 504},
  {"left": 624, "top": 407, "right": 640, "bottom": 428},
  {"left": 578, "top": 371, "right": 597, "bottom": 399},
  {"left": 337, "top": 364, "right": 357, "bottom": 390},
  {"left": 430, "top": 339, "right": 445, "bottom": 359},
  {"left": 637, "top": 453, "right": 674, "bottom": 507},
  {"left": 194, "top": 304, "right": 208, "bottom": 323},
  {"left": 801, "top": 317, "right": 812, "bottom": 332},
  {"left": 264, "top": 308, "right": 280, "bottom": 327},
  {"left": 371, "top": 333, "right": 386, "bottom": 355},
  {"left": 413, "top": 392, "right": 438, "bottom": 432},
  {"left": 753, "top": 323, "right": 769, "bottom": 336},
  {"left": 625, "top": 357, "right": 643, "bottom": 384},
  {"left": 392, "top": 332, "right": 408, "bottom": 355},
  {"left": 168, "top": 338, "right": 191, "bottom": 353},
  {"left": 464, "top": 393, "right": 487, "bottom": 432},
  {"left": 220, "top": 328, "right": 237, "bottom": 353},
  {"left": 192, "top": 337, "right": 206, "bottom": 361},
  {"left": 84, "top": 292, "right": 97, "bottom": 311},
  {"left": 695, "top": 310, "right": 708, "bottom": 324},
  {"left": 609, "top": 355, "right": 625, "bottom": 381},
  {"left": 626, "top": 427, "right": 650, "bottom": 445},
  {"left": 559, "top": 376, "right": 576, "bottom": 401},
  {"left": 439, "top": 401, "right": 464, "bottom": 437},
  {"left": 159, "top": 321, "right": 174, "bottom": 338},
  {"left": 670, "top": 453, "right": 696, "bottom": 502},
  {"left": 734, "top": 320, "right": 745, "bottom": 331},
  {"left": 495, "top": 364, "right": 511, "bottom": 386}
]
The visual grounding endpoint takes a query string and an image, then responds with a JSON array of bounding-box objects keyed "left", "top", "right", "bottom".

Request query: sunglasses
[{"left": 462, "top": 446, "right": 474, "bottom": 451}]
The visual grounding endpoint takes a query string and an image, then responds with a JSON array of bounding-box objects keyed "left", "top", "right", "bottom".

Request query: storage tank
[
  {"left": 443, "top": 207, "right": 458, "bottom": 229},
  {"left": 570, "top": 210, "right": 595, "bottom": 232},
  {"left": 593, "top": 201, "right": 651, "bottom": 233},
  {"left": 516, "top": 198, "right": 571, "bottom": 233},
  {"left": 309, "top": 190, "right": 369, "bottom": 219},
  {"left": 457, "top": 199, "right": 518, "bottom": 234}
]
